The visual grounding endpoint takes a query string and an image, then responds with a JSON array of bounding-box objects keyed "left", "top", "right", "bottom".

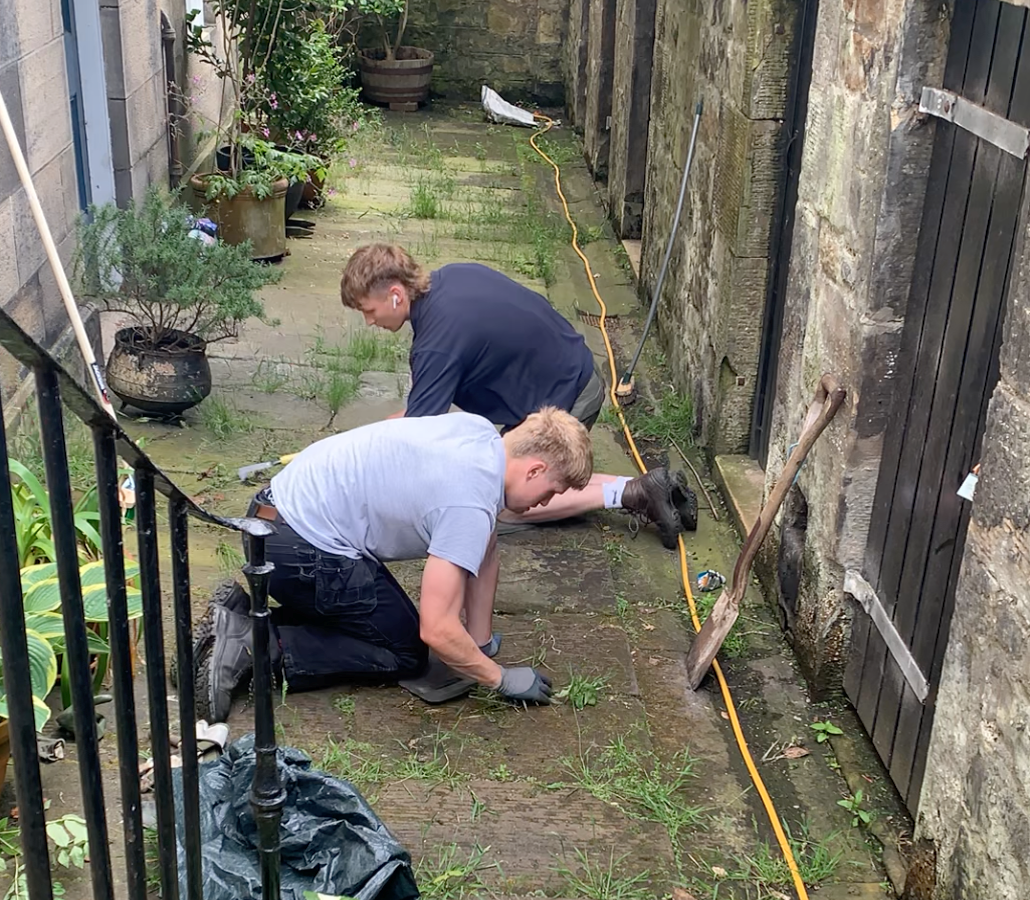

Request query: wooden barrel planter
[{"left": 359, "top": 47, "right": 434, "bottom": 111}]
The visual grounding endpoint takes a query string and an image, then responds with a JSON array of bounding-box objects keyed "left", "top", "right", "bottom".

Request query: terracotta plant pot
[
  {"left": 359, "top": 47, "right": 434, "bottom": 109},
  {"left": 105, "top": 326, "right": 212, "bottom": 416},
  {"left": 190, "top": 175, "right": 289, "bottom": 261}
]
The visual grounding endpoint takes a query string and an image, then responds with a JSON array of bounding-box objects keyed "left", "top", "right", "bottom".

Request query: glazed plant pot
[
  {"left": 359, "top": 47, "right": 434, "bottom": 108},
  {"left": 190, "top": 175, "right": 289, "bottom": 261},
  {"left": 105, "top": 327, "right": 212, "bottom": 415}
]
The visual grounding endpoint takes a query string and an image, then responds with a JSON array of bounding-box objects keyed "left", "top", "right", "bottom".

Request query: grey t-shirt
[{"left": 270, "top": 413, "right": 505, "bottom": 577}]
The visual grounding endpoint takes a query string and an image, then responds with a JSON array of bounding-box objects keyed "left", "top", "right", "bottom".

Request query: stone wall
[
  {"left": 101, "top": 0, "right": 185, "bottom": 205},
  {"left": 638, "top": 0, "right": 797, "bottom": 453},
  {"left": 761, "top": 0, "right": 950, "bottom": 692},
  {"left": 404, "top": 0, "right": 568, "bottom": 105},
  {"left": 562, "top": 0, "right": 588, "bottom": 129},
  {"left": 0, "top": 0, "right": 93, "bottom": 402},
  {"left": 582, "top": 0, "right": 615, "bottom": 179},
  {"left": 607, "top": 0, "right": 655, "bottom": 238},
  {"left": 916, "top": 170, "right": 1030, "bottom": 899}
]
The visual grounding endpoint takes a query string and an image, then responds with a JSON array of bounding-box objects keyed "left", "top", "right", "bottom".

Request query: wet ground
[{"left": 20, "top": 103, "right": 902, "bottom": 899}]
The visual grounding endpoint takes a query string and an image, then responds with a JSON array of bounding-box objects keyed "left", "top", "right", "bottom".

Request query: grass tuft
[{"left": 553, "top": 848, "right": 651, "bottom": 900}]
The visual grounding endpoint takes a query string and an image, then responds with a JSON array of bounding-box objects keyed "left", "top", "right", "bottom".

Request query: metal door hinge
[{"left": 919, "top": 86, "right": 1030, "bottom": 159}]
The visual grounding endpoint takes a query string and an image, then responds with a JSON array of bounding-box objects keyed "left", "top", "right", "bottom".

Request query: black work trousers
[{"left": 246, "top": 493, "right": 428, "bottom": 692}]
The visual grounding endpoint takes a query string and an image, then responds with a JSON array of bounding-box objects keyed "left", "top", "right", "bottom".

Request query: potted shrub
[
  {"left": 186, "top": 1, "right": 327, "bottom": 258},
  {"left": 76, "top": 187, "right": 279, "bottom": 416},
  {"left": 260, "top": 16, "right": 368, "bottom": 207},
  {"left": 357, "top": 0, "right": 434, "bottom": 111}
]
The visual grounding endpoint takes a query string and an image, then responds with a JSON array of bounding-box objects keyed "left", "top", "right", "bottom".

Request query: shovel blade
[{"left": 684, "top": 589, "right": 742, "bottom": 690}]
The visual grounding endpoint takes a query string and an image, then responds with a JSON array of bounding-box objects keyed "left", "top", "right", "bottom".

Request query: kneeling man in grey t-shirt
[{"left": 200, "top": 407, "right": 593, "bottom": 723}]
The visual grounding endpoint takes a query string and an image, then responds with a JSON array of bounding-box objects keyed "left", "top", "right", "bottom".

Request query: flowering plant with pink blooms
[{"left": 185, "top": 0, "right": 325, "bottom": 196}]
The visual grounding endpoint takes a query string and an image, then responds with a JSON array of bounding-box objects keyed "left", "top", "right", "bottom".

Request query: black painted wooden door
[{"left": 844, "top": 0, "right": 1030, "bottom": 812}]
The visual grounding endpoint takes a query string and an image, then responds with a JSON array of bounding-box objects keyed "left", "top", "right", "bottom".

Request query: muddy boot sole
[{"left": 672, "top": 471, "right": 699, "bottom": 532}]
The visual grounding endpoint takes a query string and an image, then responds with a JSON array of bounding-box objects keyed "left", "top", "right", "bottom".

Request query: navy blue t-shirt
[{"left": 405, "top": 264, "right": 595, "bottom": 427}]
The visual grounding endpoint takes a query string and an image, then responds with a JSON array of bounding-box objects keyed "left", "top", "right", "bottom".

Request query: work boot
[
  {"left": 671, "top": 470, "right": 699, "bottom": 532},
  {"left": 198, "top": 600, "right": 281, "bottom": 724},
  {"left": 621, "top": 467, "right": 685, "bottom": 550},
  {"left": 170, "top": 580, "right": 250, "bottom": 688}
]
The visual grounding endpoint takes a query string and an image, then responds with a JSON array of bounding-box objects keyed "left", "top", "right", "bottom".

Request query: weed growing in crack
[
  {"left": 621, "top": 390, "right": 695, "bottom": 447},
  {"left": 554, "top": 669, "right": 609, "bottom": 709},
  {"left": 596, "top": 403, "right": 622, "bottom": 429},
  {"left": 251, "top": 358, "right": 291, "bottom": 393},
  {"left": 198, "top": 395, "right": 254, "bottom": 440},
  {"left": 215, "top": 538, "right": 244, "bottom": 575},
  {"left": 553, "top": 848, "right": 651, "bottom": 900},
  {"left": 602, "top": 533, "right": 636, "bottom": 568},
  {"left": 415, "top": 843, "right": 496, "bottom": 899},
  {"left": 332, "top": 694, "right": 355, "bottom": 716},
  {"left": 562, "top": 735, "right": 705, "bottom": 853},
  {"left": 409, "top": 175, "right": 443, "bottom": 219},
  {"left": 693, "top": 590, "right": 748, "bottom": 658},
  {"left": 722, "top": 820, "right": 843, "bottom": 891}
]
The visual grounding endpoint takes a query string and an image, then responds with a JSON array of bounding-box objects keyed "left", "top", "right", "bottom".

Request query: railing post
[
  {"left": 135, "top": 467, "right": 180, "bottom": 900},
  {"left": 36, "top": 368, "right": 115, "bottom": 900},
  {"left": 93, "top": 428, "right": 148, "bottom": 900},
  {"left": 0, "top": 376, "right": 53, "bottom": 900},
  {"left": 243, "top": 532, "right": 283, "bottom": 900}
]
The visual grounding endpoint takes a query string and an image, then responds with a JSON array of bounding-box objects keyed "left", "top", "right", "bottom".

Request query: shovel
[
  {"left": 238, "top": 452, "right": 298, "bottom": 482},
  {"left": 684, "top": 374, "right": 846, "bottom": 690}
]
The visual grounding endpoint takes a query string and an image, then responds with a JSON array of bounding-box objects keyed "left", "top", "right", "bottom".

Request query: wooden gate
[{"left": 844, "top": 0, "right": 1030, "bottom": 811}]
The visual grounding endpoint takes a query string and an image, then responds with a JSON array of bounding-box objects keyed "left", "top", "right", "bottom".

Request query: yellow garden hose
[{"left": 530, "top": 115, "right": 810, "bottom": 900}]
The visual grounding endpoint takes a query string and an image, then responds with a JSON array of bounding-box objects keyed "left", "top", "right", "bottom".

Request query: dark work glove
[{"left": 496, "top": 666, "right": 553, "bottom": 704}]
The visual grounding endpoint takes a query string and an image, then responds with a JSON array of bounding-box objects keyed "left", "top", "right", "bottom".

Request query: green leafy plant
[
  {"left": 810, "top": 720, "right": 843, "bottom": 743},
  {"left": 186, "top": 0, "right": 328, "bottom": 197},
  {"left": 9, "top": 459, "right": 102, "bottom": 567},
  {"left": 47, "top": 816, "right": 89, "bottom": 870},
  {"left": 76, "top": 187, "right": 279, "bottom": 351},
  {"left": 837, "top": 789, "right": 873, "bottom": 827},
  {"left": 354, "top": 0, "right": 410, "bottom": 60},
  {"left": 554, "top": 670, "right": 608, "bottom": 709}
]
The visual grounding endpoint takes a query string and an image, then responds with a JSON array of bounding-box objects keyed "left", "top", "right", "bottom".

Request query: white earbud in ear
[{"left": 391, "top": 294, "right": 399, "bottom": 309}]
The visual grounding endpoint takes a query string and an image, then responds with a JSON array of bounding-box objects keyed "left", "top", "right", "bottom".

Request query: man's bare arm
[{"left": 419, "top": 555, "right": 502, "bottom": 686}]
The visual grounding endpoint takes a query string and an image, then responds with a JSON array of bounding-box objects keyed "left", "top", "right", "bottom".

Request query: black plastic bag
[{"left": 173, "top": 735, "right": 419, "bottom": 900}]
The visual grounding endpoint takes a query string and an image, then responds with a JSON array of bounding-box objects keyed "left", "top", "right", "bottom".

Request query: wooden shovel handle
[{"left": 729, "top": 374, "right": 846, "bottom": 596}]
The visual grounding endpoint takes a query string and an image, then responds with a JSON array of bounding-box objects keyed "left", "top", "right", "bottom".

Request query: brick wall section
[
  {"left": 917, "top": 174, "right": 1030, "bottom": 899},
  {"left": 762, "top": 0, "right": 950, "bottom": 693},
  {"left": 405, "top": 0, "right": 568, "bottom": 105},
  {"left": 638, "top": 0, "right": 796, "bottom": 454}
]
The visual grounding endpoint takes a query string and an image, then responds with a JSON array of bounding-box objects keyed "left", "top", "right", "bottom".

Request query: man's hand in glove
[{"left": 495, "top": 666, "right": 553, "bottom": 704}]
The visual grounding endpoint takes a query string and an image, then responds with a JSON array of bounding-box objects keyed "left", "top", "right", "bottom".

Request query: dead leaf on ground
[
  {"left": 769, "top": 892, "right": 791, "bottom": 900},
  {"left": 672, "top": 889, "right": 699, "bottom": 900},
  {"left": 720, "top": 711, "right": 730, "bottom": 720},
  {"left": 648, "top": 657, "right": 662, "bottom": 666},
  {"left": 783, "top": 745, "right": 810, "bottom": 759},
  {"left": 711, "top": 866, "right": 728, "bottom": 878},
  {"left": 643, "top": 623, "right": 656, "bottom": 631}
]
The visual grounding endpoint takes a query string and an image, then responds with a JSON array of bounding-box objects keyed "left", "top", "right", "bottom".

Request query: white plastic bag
[{"left": 480, "top": 85, "right": 537, "bottom": 128}]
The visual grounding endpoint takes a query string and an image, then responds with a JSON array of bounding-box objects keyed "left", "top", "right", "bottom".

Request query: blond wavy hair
[{"left": 506, "top": 407, "right": 593, "bottom": 491}]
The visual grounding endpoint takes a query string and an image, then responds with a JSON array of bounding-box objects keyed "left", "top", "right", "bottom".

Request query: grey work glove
[{"left": 496, "top": 666, "right": 553, "bottom": 704}]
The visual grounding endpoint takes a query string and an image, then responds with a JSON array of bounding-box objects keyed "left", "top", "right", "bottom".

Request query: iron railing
[{"left": 0, "top": 305, "right": 283, "bottom": 899}]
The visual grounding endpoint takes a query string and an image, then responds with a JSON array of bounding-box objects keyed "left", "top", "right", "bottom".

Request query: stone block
[
  {"left": 14, "top": 0, "right": 58, "bottom": 58},
  {"left": 3, "top": 272, "right": 45, "bottom": 344},
  {"left": 19, "top": 37, "right": 72, "bottom": 173},
  {"left": 100, "top": 6, "right": 127, "bottom": 100},
  {"left": 742, "top": 0, "right": 796, "bottom": 120},
  {"left": 11, "top": 155, "right": 73, "bottom": 284},
  {"left": 969, "top": 381, "right": 1030, "bottom": 532},
  {"left": 0, "top": 61, "right": 26, "bottom": 200},
  {"left": 536, "top": 9, "right": 564, "bottom": 45},
  {"left": 126, "top": 74, "right": 165, "bottom": 168},
  {"left": 117, "top": 0, "right": 163, "bottom": 100},
  {"left": 0, "top": 197, "right": 18, "bottom": 305},
  {"left": 0, "top": 0, "right": 20, "bottom": 70},
  {"left": 714, "top": 102, "right": 748, "bottom": 243}
]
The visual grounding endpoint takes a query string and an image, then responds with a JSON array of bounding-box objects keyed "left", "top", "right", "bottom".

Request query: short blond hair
[
  {"left": 506, "top": 407, "right": 593, "bottom": 490},
  {"left": 340, "top": 244, "right": 431, "bottom": 309}
]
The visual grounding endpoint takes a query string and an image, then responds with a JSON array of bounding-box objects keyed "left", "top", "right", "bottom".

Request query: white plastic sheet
[{"left": 480, "top": 85, "right": 537, "bottom": 127}]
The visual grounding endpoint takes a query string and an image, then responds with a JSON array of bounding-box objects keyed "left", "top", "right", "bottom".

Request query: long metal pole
[{"left": 621, "top": 99, "right": 703, "bottom": 387}]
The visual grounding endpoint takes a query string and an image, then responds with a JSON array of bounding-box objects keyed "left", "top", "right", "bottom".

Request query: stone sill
[
  {"left": 713, "top": 453, "right": 765, "bottom": 538},
  {"left": 621, "top": 238, "right": 641, "bottom": 279}
]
